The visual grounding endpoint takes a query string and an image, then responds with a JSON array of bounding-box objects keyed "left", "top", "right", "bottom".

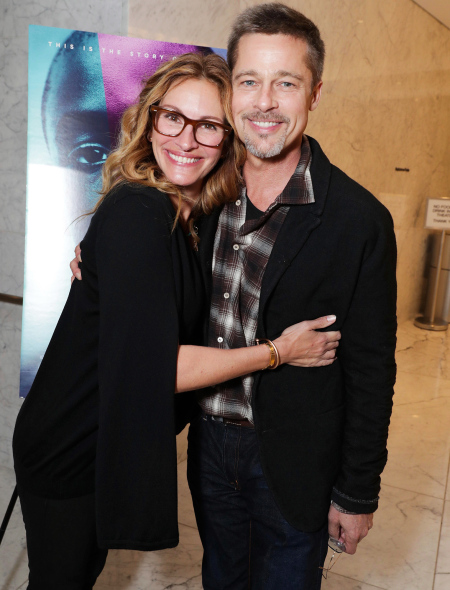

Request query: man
[
  {"left": 186, "top": 4, "right": 396, "bottom": 590},
  {"left": 71, "top": 4, "right": 396, "bottom": 588}
]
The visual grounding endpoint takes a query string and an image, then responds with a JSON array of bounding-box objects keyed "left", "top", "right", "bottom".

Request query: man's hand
[
  {"left": 278, "top": 316, "right": 341, "bottom": 367},
  {"left": 328, "top": 505, "right": 373, "bottom": 555},
  {"left": 70, "top": 244, "right": 82, "bottom": 283}
]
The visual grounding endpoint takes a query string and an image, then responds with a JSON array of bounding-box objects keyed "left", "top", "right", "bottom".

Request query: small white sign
[{"left": 425, "top": 198, "right": 450, "bottom": 230}]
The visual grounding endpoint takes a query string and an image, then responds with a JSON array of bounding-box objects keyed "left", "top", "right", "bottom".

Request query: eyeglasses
[
  {"left": 320, "top": 537, "right": 345, "bottom": 579},
  {"left": 150, "top": 106, "right": 232, "bottom": 148}
]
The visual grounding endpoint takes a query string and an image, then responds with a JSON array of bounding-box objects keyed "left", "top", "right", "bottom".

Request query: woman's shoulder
[
  {"left": 94, "top": 182, "right": 175, "bottom": 228},
  {"left": 101, "top": 182, "right": 172, "bottom": 213}
]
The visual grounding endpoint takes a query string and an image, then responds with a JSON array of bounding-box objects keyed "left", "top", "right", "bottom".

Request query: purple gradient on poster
[{"left": 98, "top": 34, "right": 209, "bottom": 144}]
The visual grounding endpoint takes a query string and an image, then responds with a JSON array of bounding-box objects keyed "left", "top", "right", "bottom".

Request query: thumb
[{"left": 308, "top": 315, "right": 336, "bottom": 331}]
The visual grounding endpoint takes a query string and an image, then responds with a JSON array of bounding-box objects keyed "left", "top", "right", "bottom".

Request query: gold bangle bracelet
[{"left": 255, "top": 338, "right": 280, "bottom": 370}]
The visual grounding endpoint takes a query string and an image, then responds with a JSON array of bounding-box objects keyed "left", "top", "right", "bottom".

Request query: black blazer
[{"left": 197, "top": 137, "right": 397, "bottom": 532}]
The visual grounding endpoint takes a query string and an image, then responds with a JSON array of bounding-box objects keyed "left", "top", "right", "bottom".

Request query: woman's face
[{"left": 151, "top": 78, "right": 226, "bottom": 199}]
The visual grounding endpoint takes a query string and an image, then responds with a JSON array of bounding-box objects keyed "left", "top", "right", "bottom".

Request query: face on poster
[{"left": 21, "top": 25, "right": 227, "bottom": 396}]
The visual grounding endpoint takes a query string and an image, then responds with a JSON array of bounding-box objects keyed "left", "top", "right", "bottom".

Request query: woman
[{"left": 13, "top": 53, "right": 338, "bottom": 589}]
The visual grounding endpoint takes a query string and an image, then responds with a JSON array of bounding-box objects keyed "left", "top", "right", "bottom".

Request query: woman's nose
[{"left": 175, "top": 124, "right": 199, "bottom": 151}]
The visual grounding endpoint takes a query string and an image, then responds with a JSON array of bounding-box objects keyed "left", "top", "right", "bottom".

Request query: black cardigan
[{"left": 13, "top": 184, "right": 204, "bottom": 550}]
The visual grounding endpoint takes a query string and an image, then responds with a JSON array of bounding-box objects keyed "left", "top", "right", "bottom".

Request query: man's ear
[{"left": 309, "top": 81, "right": 323, "bottom": 112}]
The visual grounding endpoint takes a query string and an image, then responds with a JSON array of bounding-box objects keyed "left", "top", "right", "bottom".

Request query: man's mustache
[{"left": 241, "top": 111, "right": 290, "bottom": 124}]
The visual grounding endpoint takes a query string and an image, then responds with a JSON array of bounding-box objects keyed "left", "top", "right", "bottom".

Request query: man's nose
[
  {"left": 253, "top": 84, "right": 278, "bottom": 112},
  {"left": 175, "top": 124, "right": 199, "bottom": 150}
]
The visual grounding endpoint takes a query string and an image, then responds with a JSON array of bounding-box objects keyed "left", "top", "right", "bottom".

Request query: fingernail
[{"left": 327, "top": 315, "right": 336, "bottom": 321}]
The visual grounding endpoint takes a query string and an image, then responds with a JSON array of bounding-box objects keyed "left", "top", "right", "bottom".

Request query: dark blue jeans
[{"left": 187, "top": 414, "right": 328, "bottom": 590}]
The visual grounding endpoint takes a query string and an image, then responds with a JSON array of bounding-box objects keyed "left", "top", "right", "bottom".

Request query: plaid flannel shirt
[{"left": 199, "top": 136, "right": 315, "bottom": 423}]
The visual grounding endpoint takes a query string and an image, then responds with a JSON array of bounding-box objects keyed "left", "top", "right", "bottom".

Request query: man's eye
[
  {"left": 67, "top": 143, "right": 108, "bottom": 169},
  {"left": 243, "top": 80, "right": 256, "bottom": 87},
  {"left": 281, "top": 82, "right": 294, "bottom": 88}
]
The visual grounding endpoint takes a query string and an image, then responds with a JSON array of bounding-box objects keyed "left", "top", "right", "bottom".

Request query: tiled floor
[{"left": 1, "top": 320, "right": 450, "bottom": 589}]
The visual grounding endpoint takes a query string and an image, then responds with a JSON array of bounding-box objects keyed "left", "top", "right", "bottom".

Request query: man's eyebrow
[
  {"left": 233, "top": 69, "right": 305, "bottom": 83},
  {"left": 275, "top": 70, "right": 305, "bottom": 83},
  {"left": 233, "top": 69, "right": 259, "bottom": 81}
]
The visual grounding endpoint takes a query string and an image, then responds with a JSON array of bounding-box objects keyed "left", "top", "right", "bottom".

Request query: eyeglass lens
[{"left": 155, "top": 110, "right": 226, "bottom": 147}]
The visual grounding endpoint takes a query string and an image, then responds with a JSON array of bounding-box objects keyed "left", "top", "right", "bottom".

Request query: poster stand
[{"left": 0, "top": 487, "right": 18, "bottom": 547}]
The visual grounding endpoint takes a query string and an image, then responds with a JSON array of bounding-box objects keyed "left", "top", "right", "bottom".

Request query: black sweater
[{"left": 13, "top": 184, "right": 204, "bottom": 551}]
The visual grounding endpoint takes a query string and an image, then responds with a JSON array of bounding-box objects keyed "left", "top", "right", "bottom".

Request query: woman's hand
[
  {"left": 274, "top": 316, "right": 340, "bottom": 367},
  {"left": 70, "top": 244, "right": 82, "bottom": 283}
]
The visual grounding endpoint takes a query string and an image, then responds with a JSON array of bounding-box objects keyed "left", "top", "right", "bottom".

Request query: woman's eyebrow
[{"left": 159, "top": 104, "right": 224, "bottom": 123}]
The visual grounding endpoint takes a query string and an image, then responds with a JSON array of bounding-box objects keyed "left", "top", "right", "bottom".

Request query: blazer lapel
[{"left": 257, "top": 137, "right": 333, "bottom": 336}]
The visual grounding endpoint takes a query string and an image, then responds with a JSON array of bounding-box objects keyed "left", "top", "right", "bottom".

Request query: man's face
[{"left": 231, "top": 33, "right": 322, "bottom": 161}]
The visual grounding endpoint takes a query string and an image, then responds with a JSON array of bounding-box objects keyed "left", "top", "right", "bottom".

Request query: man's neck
[{"left": 242, "top": 143, "right": 302, "bottom": 211}]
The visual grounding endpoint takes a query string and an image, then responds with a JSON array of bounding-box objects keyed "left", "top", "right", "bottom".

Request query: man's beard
[{"left": 241, "top": 112, "right": 290, "bottom": 159}]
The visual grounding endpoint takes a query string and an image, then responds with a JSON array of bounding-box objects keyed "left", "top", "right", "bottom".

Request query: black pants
[{"left": 18, "top": 487, "right": 108, "bottom": 590}]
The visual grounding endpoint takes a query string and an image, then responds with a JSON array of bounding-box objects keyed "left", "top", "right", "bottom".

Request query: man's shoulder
[{"left": 308, "top": 136, "right": 393, "bottom": 228}]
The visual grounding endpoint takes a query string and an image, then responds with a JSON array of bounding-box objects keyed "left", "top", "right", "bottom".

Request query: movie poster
[{"left": 20, "top": 25, "right": 226, "bottom": 396}]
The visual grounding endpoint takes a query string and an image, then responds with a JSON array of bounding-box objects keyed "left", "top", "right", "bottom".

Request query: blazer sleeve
[
  {"left": 332, "top": 203, "right": 397, "bottom": 514},
  {"left": 94, "top": 188, "right": 180, "bottom": 550}
]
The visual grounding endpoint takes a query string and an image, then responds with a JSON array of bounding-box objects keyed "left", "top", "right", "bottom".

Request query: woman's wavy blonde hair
[{"left": 92, "top": 52, "right": 246, "bottom": 239}]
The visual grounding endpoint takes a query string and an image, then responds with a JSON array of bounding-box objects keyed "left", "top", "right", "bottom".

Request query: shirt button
[
  {"left": 236, "top": 199, "right": 241, "bottom": 206},
  {"left": 224, "top": 293, "right": 230, "bottom": 299},
  {"left": 217, "top": 337, "right": 224, "bottom": 343},
  {"left": 233, "top": 244, "right": 239, "bottom": 251}
]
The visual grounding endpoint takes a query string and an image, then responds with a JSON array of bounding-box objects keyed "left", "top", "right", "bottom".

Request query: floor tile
[
  {"left": 325, "top": 484, "right": 442, "bottom": 590},
  {"left": 396, "top": 321, "right": 450, "bottom": 381},
  {"left": 434, "top": 573, "right": 450, "bottom": 590},
  {"left": 382, "top": 396, "right": 450, "bottom": 498},
  {"left": 322, "top": 573, "right": 387, "bottom": 589},
  {"left": 394, "top": 370, "right": 450, "bottom": 406}
]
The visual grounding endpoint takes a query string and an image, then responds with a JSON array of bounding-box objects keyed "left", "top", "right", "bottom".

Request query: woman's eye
[
  {"left": 201, "top": 122, "right": 218, "bottom": 132},
  {"left": 164, "top": 113, "right": 182, "bottom": 123},
  {"left": 67, "top": 143, "right": 108, "bottom": 169}
]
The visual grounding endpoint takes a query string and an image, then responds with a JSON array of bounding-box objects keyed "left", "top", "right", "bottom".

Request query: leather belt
[{"left": 211, "top": 415, "right": 254, "bottom": 429}]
